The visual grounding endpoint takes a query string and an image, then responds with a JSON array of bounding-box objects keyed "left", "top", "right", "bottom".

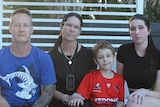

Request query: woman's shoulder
[
  {"left": 80, "top": 45, "right": 92, "bottom": 51},
  {"left": 119, "top": 43, "right": 134, "bottom": 49},
  {"left": 117, "top": 43, "right": 134, "bottom": 54},
  {"left": 78, "top": 45, "right": 93, "bottom": 55},
  {"left": 48, "top": 46, "right": 60, "bottom": 58}
]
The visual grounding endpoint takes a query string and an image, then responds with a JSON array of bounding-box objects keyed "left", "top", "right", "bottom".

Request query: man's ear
[
  {"left": 31, "top": 25, "right": 33, "bottom": 34},
  {"left": 9, "top": 23, "right": 12, "bottom": 34}
]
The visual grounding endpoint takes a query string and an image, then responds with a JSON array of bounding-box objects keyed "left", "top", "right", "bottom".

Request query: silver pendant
[{"left": 68, "top": 60, "right": 72, "bottom": 65}]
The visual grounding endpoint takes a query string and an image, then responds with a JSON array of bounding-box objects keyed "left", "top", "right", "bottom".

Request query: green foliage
[{"left": 145, "top": 1, "right": 160, "bottom": 22}]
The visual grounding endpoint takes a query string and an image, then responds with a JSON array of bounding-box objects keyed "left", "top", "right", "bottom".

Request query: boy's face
[{"left": 95, "top": 48, "right": 114, "bottom": 71}]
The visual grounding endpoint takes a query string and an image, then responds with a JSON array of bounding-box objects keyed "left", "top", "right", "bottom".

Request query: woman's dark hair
[
  {"left": 129, "top": 14, "right": 159, "bottom": 75},
  {"left": 54, "top": 12, "right": 83, "bottom": 48}
]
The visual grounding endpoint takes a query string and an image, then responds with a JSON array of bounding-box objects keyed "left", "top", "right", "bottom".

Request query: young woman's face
[
  {"left": 95, "top": 48, "right": 114, "bottom": 71},
  {"left": 129, "top": 19, "right": 150, "bottom": 45},
  {"left": 61, "top": 16, "right": 81, "bottom": 42}
]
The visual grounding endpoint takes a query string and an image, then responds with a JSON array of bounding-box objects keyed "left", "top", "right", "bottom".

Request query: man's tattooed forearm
[{"left": 31, "top": 84, "right": 56, "bottom": 107}]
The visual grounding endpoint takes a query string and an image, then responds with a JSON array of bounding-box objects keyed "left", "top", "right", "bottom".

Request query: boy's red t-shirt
[{"left": 77, "top": 69, "right": 124, "bottom": 107}]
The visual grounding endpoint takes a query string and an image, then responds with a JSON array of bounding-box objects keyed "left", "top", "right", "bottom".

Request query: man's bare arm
[
  {"left": 31, "top": 84, "right": 56, "bottom": 107},
  {"left": 0, "top": 86, "right": 10, "bottom": 107}
]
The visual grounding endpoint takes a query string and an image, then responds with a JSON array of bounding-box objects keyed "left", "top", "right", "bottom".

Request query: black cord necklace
[
  {"left": 60, "top": 43, "right": 78, "bottom": 65},
  {"left": 60, "top": 43, "right": 78, "bottom": 91}
]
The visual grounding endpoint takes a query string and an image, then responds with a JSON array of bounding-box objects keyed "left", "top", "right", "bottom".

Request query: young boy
[{"left": 68, "top": 41, "right": 124, "bottom": 107}]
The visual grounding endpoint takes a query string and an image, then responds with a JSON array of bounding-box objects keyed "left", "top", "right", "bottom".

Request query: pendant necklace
[{"left": 60, "top": 43, "right": 78, "bottom": 65}]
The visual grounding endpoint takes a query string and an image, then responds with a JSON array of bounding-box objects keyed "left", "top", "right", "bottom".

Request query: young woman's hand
[
  {"left": 128, "top": 88, "right": 149, "bottom": 104},
  {"left": 68, "top": 97, "right": 84, "bottom": 106}
]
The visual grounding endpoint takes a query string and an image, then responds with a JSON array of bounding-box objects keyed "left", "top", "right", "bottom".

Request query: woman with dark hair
[
  {"left": 48, "top": 12, "right": 96, "bottom": 107},
  {"left": 117, "top": 14, "right": 160, "bottom": 107}
]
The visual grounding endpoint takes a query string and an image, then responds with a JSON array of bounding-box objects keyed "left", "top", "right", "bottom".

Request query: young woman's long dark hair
[
  {"left": 54, "top": 12, "right": 83, "bottom": 49},
  {"left": 129, "top": 14, "right": 159, "bottom": 76}
]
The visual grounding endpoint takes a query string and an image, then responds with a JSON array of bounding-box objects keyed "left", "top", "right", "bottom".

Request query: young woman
[
  {"left": 48, "top": 12, "right": 96, "bottom": 107},
  {"left": 68, "top": 41, "right": 124, "bottom": 107},
  {"left": 117, "top": 14, "right": 160, "bottom": 107}
]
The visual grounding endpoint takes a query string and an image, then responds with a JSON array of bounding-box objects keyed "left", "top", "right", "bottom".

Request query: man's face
[{"left": 9, "top": 13, "right": 33, "bottom": 44}]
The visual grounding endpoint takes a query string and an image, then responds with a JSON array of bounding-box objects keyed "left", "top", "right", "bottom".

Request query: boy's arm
[
  {"left": 68, "top": 93, "right": 85, "bottom": 106},
  {"left": 71, "top": 93, "right": 85, "bottom": 100}
]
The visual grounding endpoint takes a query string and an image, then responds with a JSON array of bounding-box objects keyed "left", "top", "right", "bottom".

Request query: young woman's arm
[
  {"left": 116, "top": 60, "right": 124, "bottom": 76},
  {"left": 128, "top": 70, "right": 160, "bottom": 105},
  {"left": 147, "top": 70, "right": 160, "bottom": 98},
  {"left": 154, "top": 70, "right": 160, "bottom": 91}
]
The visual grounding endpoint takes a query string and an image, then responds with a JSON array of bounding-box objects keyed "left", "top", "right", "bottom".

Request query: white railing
[{"left": 0, "top": 0, "right": 144, "bottom": 51}]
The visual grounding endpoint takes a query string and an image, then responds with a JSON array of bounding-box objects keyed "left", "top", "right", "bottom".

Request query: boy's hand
[{"left": 68, "top": 97, "right": 84, "bottom": 106}]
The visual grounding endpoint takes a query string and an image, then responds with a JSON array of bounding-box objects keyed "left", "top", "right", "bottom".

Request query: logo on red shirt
[{"left": 93, "top": 83, "right": 102, "bottom": 92}]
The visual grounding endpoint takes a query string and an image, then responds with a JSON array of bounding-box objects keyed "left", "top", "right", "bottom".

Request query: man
[{"left": 0, "top": 8, "right": 56, "bottom": 107}]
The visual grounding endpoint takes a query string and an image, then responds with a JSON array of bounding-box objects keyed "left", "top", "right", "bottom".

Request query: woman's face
[
  {"left": 129, "top": 19, "right": 150, "bottom": 45},
  {"left": 60, "top": 16, "right": 81, "bottom": 42}
]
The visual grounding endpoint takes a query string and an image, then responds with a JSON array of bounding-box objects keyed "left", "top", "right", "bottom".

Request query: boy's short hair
[{"left": 92, "top": 41, "right": 115, "bottom": 58}]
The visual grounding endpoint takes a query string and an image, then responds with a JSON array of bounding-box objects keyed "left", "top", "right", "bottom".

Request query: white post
[
  {"left": 136, "top": 0, "right": 144, "bottom": 14},
  {"left": 0, "top": 0, "right": 3, "bottom": 49}
]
